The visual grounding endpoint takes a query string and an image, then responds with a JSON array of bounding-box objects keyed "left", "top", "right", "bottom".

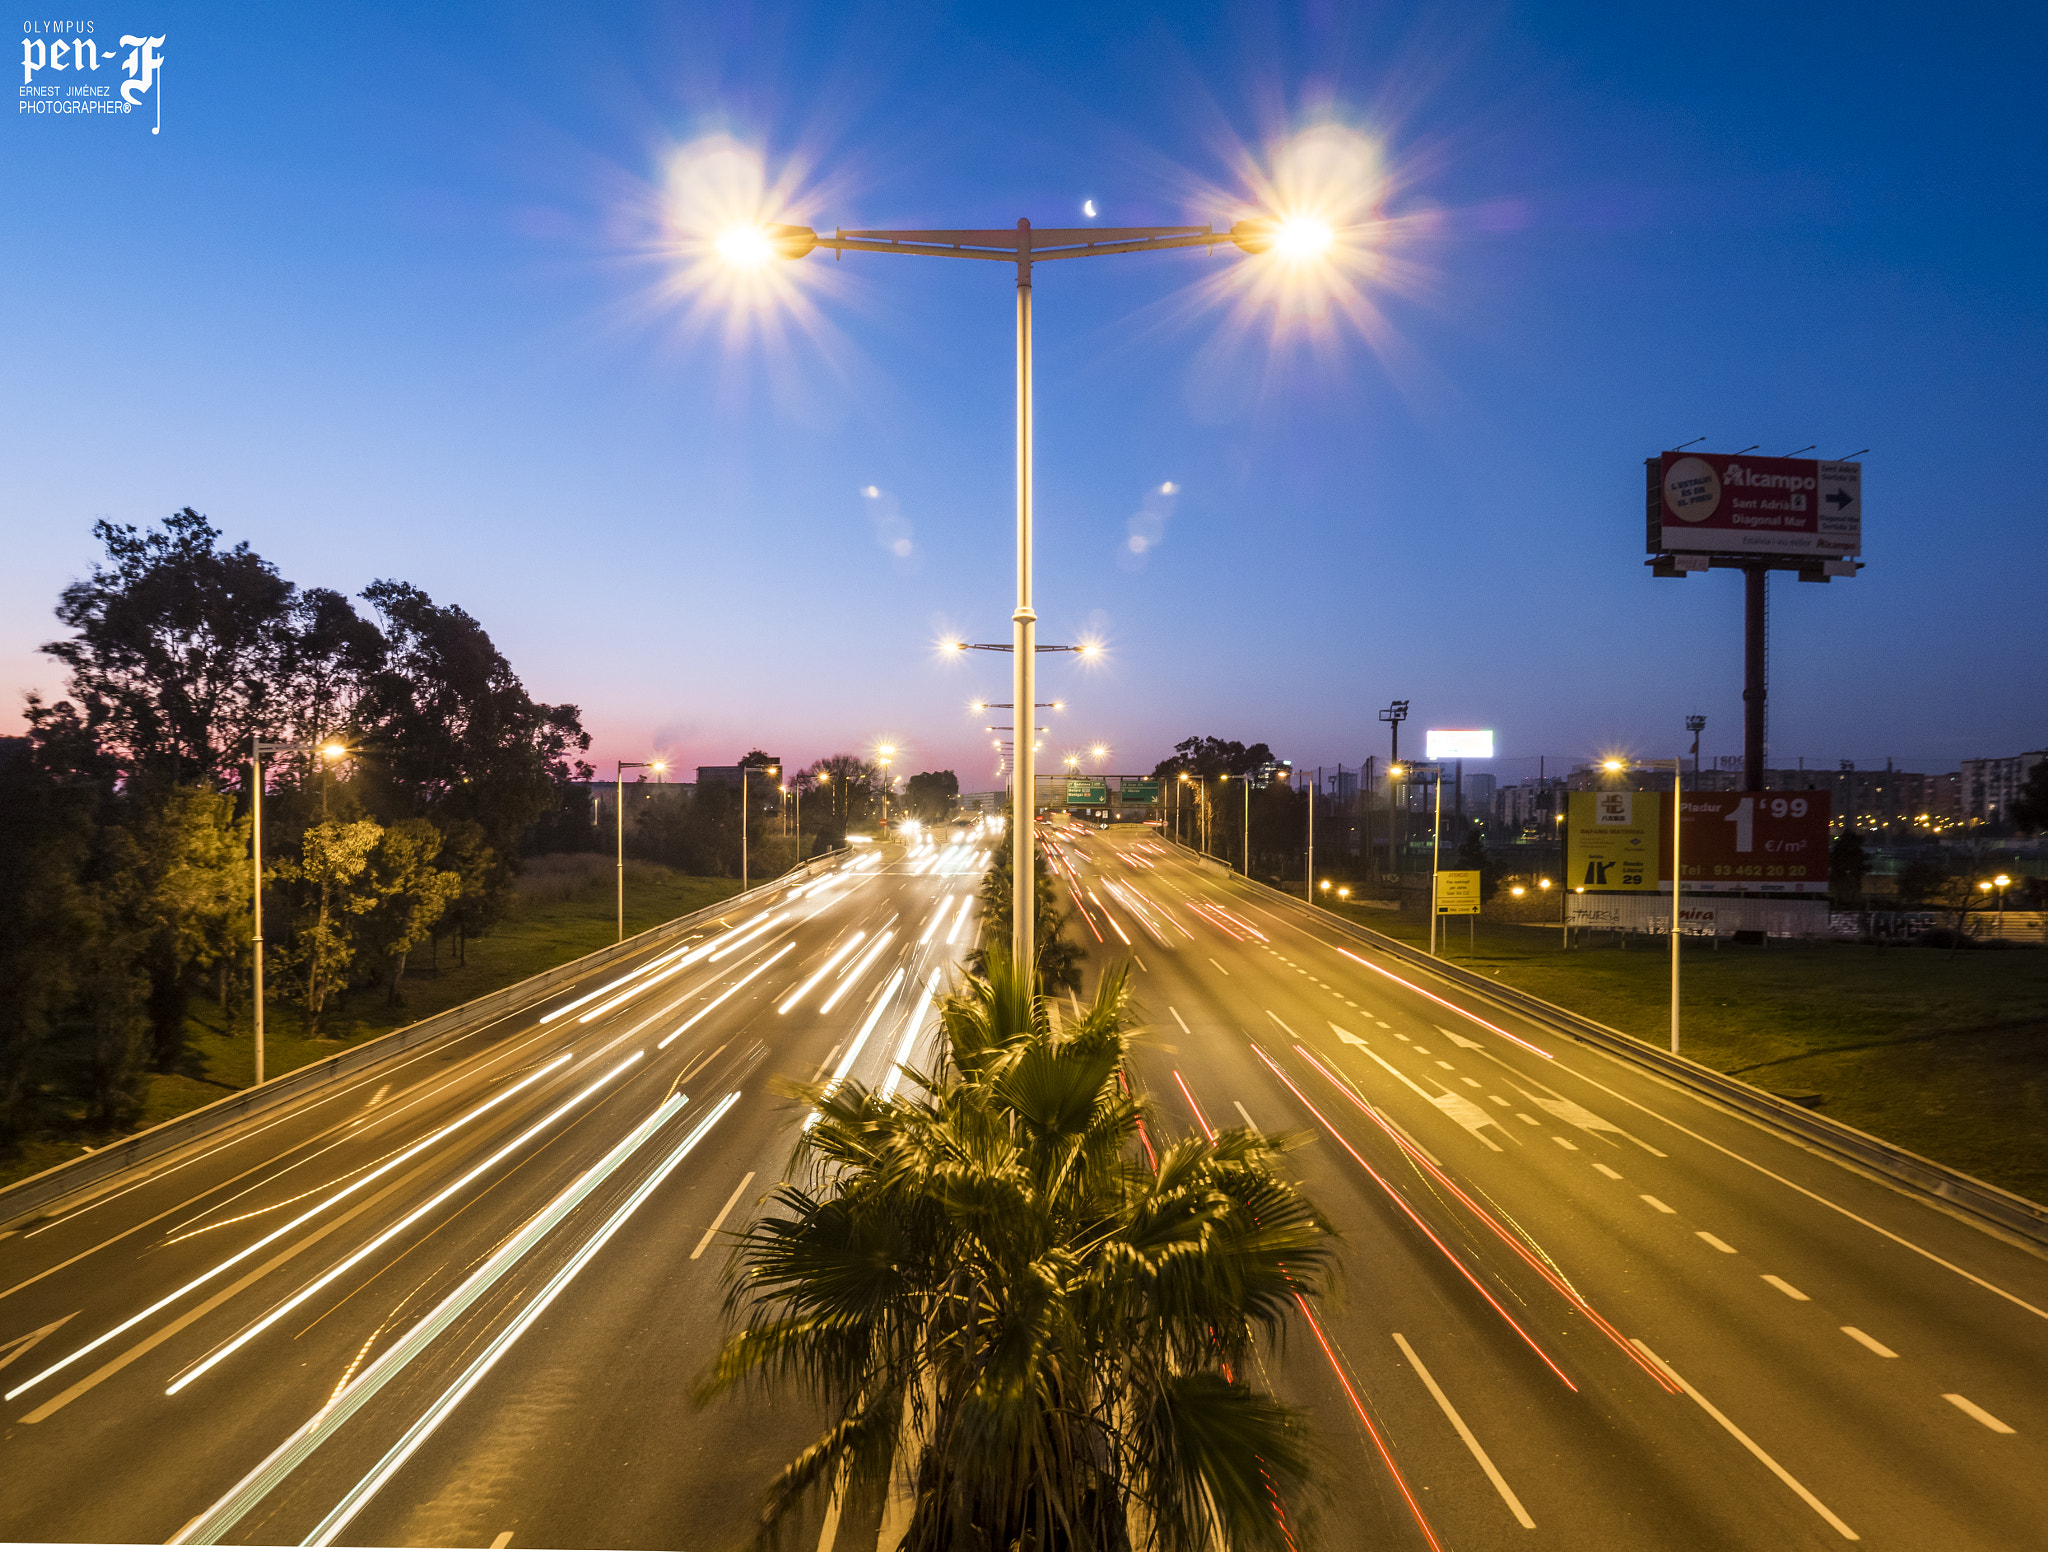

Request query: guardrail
[
  {"left": 1160, "top": 837, "right": 2048, "bottom": 1251},
  {"left": 0, "top": 849, "right": 851, "bottom": 1230}
]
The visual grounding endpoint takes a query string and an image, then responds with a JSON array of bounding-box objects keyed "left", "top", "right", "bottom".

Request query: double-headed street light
[
  {"left": 725, "top": 215, "right": 1334, "bottom": 980},
  {"left": 616, "top": 760, "right": 667, "bottom": 941},
  {"left": 250, "top": 735, "right": 349, "bottom": 1086}
]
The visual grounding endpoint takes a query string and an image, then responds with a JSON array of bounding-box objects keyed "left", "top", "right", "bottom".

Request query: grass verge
[
  {"left": 0, "top": 861, "right": 745, "bottom": 1192},
  {"left": 1319, "top": 904, "right": 2048, "bottom": 1206}
]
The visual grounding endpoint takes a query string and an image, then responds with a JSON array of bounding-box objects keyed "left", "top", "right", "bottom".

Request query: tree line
[{"left": 1, "top": 509, "right": 591, "bottom": 1147}]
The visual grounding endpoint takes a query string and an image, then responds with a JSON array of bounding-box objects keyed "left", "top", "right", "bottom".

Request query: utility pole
[
  {"left": 1379, "top": 700, "right": 1409, "bottom": 879},
  {"left": 1687, "top": 714, "right": 1707, "bottom": 777}
]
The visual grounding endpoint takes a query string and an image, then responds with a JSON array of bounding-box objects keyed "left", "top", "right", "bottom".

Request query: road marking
[
  {"left": 1234, "top": 1101, "right": 1259, "bottom": 1131},
  {"left": 1133, "top": 955, "right": 1149, "bottom": 971},
  {"left": 0, "top": 1313, "right": 76, "bottom": 1375},
  {"left": 1375, "top": 1021, "right": 1391, "bottom": 1029},
  {"left": 1207, "top": 957, "right": 1230, "bottom": 976},
  {"left": 1332, "top": 1039, "right": 1488, "bottom": 1156},
  {"left": 692, "top": 1172, "right": 758, "bottom": 1261},
  {"left": 1462, "top": 1078, "right": 1482, "bottom": 1088},
  {"left": 1944, "top": 1393, "right": 2015, "bottom": 1433},
  {"left": 1551, "top": 1136, "right": 1578, "bottom": 1151},
  {"left": 659, "top": 945, "right": 796, "bottom": 1046},
  {"left": 1641, "top": 1194, "right": 1675, "bottom": 1213},
  {"left": 1697, "top": 1231, "right": 1738, "bottom": 1254},
  {"left": 1489, "top": 1095, "right": 1509, "bottom": 1107},
  {"left": 491, "top": 1534, "right": 514, "bottom": 1549},
  {"left": 1169, "top": 1006, "right": 1191, "bottom": 1034},
  {"left": 1840, "top": 1326, "right": 1896, "bottom": 1358},
  {"left": 1631, "top": 1340, "right": 1859, "bottom": 1538},
  {"left": 807, "top": 1043, "right": 842, "bottom": 1083},
  {"left": 1435, "top": 1060, "right": 1453, "bottom": 1070},
  {"left": 1516, "top": 1114, "right": 1539, "bottom": 1126},
  {"left": 818, "top": 931, "right": 895, "bottom": 1014},
  {"left": 1266, "top": 1011, "right": 1300, "bottom": 1039},
  {"left": 1762, "top": 1275, "right": 1810, "bottom": 1301},
  {"left": 1591, "top": 1162, "right": 1623, "bottom": 1180},
  {"left": 1392, "top": 1333, "right": 1535, "bottom": 1529}
]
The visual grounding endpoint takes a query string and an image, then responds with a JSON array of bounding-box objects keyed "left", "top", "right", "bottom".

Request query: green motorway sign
[
  {"left": 1119, "top": 780, "right": 1161, "bottom": 804},
  {"left": 1067, "top": 778, "right": 1109, "bottom": 804}
]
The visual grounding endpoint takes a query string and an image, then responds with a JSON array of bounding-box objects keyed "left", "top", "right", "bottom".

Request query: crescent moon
[{"left": 1083, "top": 199, "right": 1097, "bottom": 218}]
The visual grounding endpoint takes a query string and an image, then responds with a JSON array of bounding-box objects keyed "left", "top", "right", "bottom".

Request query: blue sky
[{"left": 6, "top": 1, "right": 2043, "bottom": 789}]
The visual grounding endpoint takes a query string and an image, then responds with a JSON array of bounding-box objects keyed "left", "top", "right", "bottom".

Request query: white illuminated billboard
[{"left": 1425, "top": 729, "right": 1494, "bottom": 760}]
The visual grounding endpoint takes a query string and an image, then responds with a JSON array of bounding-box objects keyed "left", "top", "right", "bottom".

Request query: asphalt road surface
[
  {"left": 2, "top": 821, "right": 2043, "bottom": 1550},
  {"left": 1045, "top": 822, "right": 2048, "bottom": 1552},
  {"left": 0, "top": 833, "right": 988, "bottom": 1550}
]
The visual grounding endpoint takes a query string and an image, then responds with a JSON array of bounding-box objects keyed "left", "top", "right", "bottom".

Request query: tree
[
  {"left": 1151, "top": 736, "right": 1275, "bottom": 782},
  {"left": 0, "top": 741, "right": 98, "bottom": 1147},
  {"left": 701, "top": 959, "right": 1334, "bottom": 1552},
  {"left": 38, "top": 509, "right": 301, "bottom": 787},
  {"left": 806, "top": 755, "right": 883, "bottom": 832},
  {"left": 969, "top": 845, "right": 1085, "bottom": 995},
  {"left": 355, "top": 579, "right": 590, "bottom": 934},
  {"left": 67, "top": 825, "right": 153, "bottom": 1128},
  {"left": 1829, "top": 830, "right": 1869, "bottom": 898},
  {"left": 126, "top": 783, "right": 249, "bottom": 1073},
  {"left": 355, "top": 820, "right": 462, "bottom": 1005},
  {"left": 902, "top": 770, "right": 959, "bottom": 823},
  {"left": 1895, "top": 858, "right": 1950, "bottom": 906},
  {"left": 2011, "top": 759, "right": 2048, "bottom": 835},
  {"left": 278, "top": 818, "right": 383, "bottom": 1031},
  {"left": 1453, "top": 829, "right": 1498, "bottom": 902}
]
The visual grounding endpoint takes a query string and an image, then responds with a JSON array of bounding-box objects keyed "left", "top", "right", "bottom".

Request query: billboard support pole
[
  {"left": 1672, "top": 756, "right": 1683, "bottom": 1056},
  {"left": 1743, "top": 564, "right": 1768, "bottom": 791},
  {"left": 1429, "top": 772, "right": 1444, "bottom": 957}
]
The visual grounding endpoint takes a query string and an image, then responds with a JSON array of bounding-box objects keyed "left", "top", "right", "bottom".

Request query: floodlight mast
[{"left": 776, "top": 218, "right": 1265, "bottom": 981}]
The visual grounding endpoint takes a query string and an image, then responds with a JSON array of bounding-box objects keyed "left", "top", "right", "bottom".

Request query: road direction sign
[
  {"left": 1120, "top": 780, "right": 1161, "bottom": 804},
  {"left": 1434, "top": 870, "right": 1482, "bottom": 914}
]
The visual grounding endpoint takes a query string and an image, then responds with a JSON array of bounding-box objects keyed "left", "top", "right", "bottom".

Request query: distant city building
[
  {"left": 696, "top": 759, "right": 786, "bottom": 789},
  {"left": 1960, "top": 750, "right": 2047, "bottom": 827}
]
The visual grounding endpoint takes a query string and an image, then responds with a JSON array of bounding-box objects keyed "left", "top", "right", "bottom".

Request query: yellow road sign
[{"left": 1435, "top": 870, "right": 1481, "bottom": 915}]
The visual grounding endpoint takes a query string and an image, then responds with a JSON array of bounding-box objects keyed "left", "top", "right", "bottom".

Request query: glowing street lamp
[
  {"left": 723, "top": 214, "right": 1346, "bottom": 982},
  {"left": 1601, "top": 755, "right": 1687, "bottom": 1054},
  {"left": 739, "top": 762, "right": 780, "bottom": 890},
  {"left": 250, "top": 736, "right": 351, "bottom": 1086}
]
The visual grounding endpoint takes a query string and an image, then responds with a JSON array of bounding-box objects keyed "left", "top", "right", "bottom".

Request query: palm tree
[{"left": 697, "top": 958, "right": 1338, "bottom": 1552}]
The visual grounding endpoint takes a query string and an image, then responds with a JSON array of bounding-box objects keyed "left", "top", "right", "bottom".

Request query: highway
[
  {"left": 0, "top": 834, "right": 987, "bottom": 1550},
  {"left": 1, "top": 821, "right": 2043, "bottom": 1550},
  {"left": 1045, "top": 822, "right": 2048, "bottom": 1551}
]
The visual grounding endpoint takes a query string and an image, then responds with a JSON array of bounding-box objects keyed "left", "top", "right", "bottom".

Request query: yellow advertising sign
[
  {"left": 1568, "top": 790, "right": 1661, "bottom": 893},
  {"left": 1434, "top": 870, "right": 1481, "bottom": 915}
]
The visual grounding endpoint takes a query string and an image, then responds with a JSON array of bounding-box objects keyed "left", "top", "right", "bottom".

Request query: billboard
[
  {"left": 1570, "top": 789, "right": 1832, "bottom": 894},
  {"left": 1646, "top": 451, "right": 1861, "bottom": 559},
  {"left": 1665, "top": 791, "right": 1831, "bottom": 894},
  {"left": 1426, "top": 729, "right": 1495, "bottom": 760},
  {"left": 1568, "top": 791, "right": 1662, "bottom": 892}
]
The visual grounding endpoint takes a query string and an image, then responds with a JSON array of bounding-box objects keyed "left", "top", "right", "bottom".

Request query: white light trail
[
  {"left": 778, "top": 931, "right": 866, "bottom": 1014},
  {"left": 806, "top": 969, "right": 906, "bottom": 1128},
  {"left": 708, "top": 911, "right": 792, "bottom": 962},
  {"left": 164, "top": 1053, "right": 646, "bottom": 1395},
  {"left": 918, "top": 898, "right": 951, "bottom": 945},
  {"left": 657, "top": 943, "right": 795, "bottom": 1048},
  {"left": 879, "top": 973, "right": 942, "bottom": 1102},
  {"left": 818, "top": 930, "right": 894, "bottom": 1013},
  {"left": 170, "top": 1092, "right": 737, "bottom": 1547},
  {"left": 946, "top": 894, "right": 974, "bottom": 944},
  {"left": 6, "top": 1051, "right": 575, "bottom": 1403}
]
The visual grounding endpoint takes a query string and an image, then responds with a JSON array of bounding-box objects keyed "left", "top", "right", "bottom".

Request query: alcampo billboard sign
[{"left": 1647, "top": 451, "right": 1861, "bottom": 560}]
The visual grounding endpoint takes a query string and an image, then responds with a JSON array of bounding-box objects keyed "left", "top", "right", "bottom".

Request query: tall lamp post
[
  {"left": 616, "top": 759, "right": 666, "bottom": 941},
  {"left": 739, "top": 762, "right": 779, "bottom": 890},
  {"left": 727, "top": 213, "right": 1335, "bottom": 983},
  {"left": 1219, "top": 773, "right": 1252, "bottom": 876},
  {"left": 1391, "top": 761, "right": 1448, "bottom": 956},
  {"left": 250, "top": 736, "right": 348, "bottom": 1087},
  {"left": 1605, "top": 757, "right": 1685, "bottom": 1053}
]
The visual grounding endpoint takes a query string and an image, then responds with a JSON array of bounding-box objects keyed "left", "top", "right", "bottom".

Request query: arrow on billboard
[{"left": 1824, "top": 487, "right": 1854, "bottom": 510}]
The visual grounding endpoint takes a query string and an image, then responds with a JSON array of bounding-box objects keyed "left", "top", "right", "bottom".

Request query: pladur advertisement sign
[
  {"left": 1647, "top": 451, "right": 1861, "bottom": 559},
  {"left": 1664, "top": 791, "right": 1831, "bottom": 894}
]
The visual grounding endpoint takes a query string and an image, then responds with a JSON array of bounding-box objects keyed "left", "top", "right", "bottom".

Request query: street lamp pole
[
  {"left": 250, "top": 735, "right": 348, "bottom": 1086},
  {"left": 1607, "top": 756, "right": 1685, "bottom": 1053},
  {"left": 736, "top": 215, "right": 1320, "bottom": 984},
  {"left": 616, "top": 759, "right": 665, "bottom": 941},
  {"left": 739, "top": 762, "right": 779, "bottom": 891}
]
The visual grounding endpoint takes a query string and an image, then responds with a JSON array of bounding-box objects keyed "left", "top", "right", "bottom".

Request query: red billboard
[
  {"left": 1661, "top": 791, "right": 1831, "bottom": 894},
  {"left": 1647, "top": 452, "right": 1861, "bottom": 560}
]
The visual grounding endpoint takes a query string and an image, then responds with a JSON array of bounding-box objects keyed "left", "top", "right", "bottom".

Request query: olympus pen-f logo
[{"left": 20, "top": 22, "right": 165, "bottom": 132}]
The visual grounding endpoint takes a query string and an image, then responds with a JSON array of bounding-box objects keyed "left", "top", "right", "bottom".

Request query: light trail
[
  {"left": 879, "top": 972, "right": 943, "bottom": 1102},
  {"left": 1248, "top": 1043, "right": 1579, "bottom": 1391},
  {"left": 807, "top": 969, "right": 907, "bottom": 1127},
  {"left": 300, "top": 1093, "right": 744, "bottom": 1546},
  {"left": 5, "top": 1052, "right": 575, "bottom": 1403},
  {"left": 707, "top": 911, "right": 792, "bottom": 962},
  {"left": 819, "top": 930, "right": 895, "bottom": 1013},
  {"left": 169, "top": 1092, "right": 735, "bottom": 1547},
  {"left": 778, "top": 931, "right": 865, "bottom": 1014},
  {"left": 1332, "top": 946, "right": 1553, "bottom": 1059},
  {"left": 918, "top": 898, "right": 951, "bottom": 945},
  {"left": 946, "top": 894, "right": 974, "bottom": 944},
  {"left": 1292, "top": 1043, "right": 1673, "bottom": 1392},
  {"left": 657, "top": 944, "right": 795, "bottom": 1048},
  {"left": 164, "top": 1052, "right": 648, "bottom": 1395}
]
